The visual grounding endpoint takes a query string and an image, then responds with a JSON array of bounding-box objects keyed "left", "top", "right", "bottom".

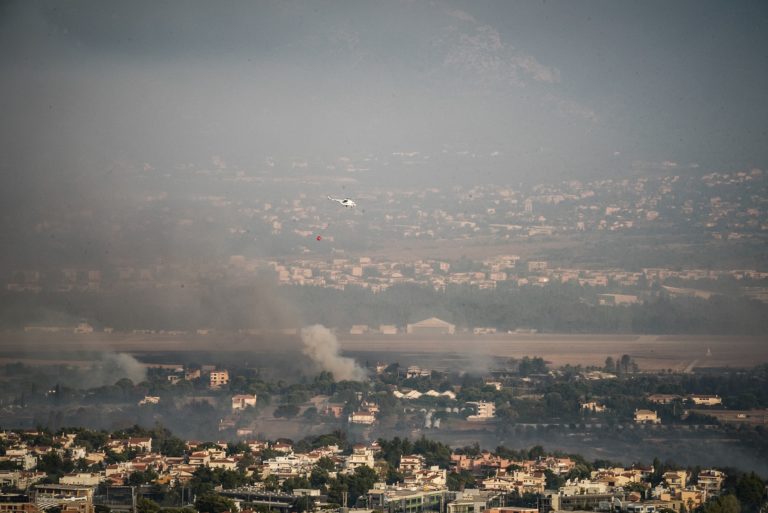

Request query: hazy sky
[{"left": 1, "top": 0, "right": 767, "bottom": 192}]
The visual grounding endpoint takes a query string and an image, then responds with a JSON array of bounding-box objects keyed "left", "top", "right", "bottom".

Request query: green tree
[
  {"left": 702, "top": 495, "right": 741, "bottom": 513},
  {"left": 316, "top": 456, "right": 336, "bottom": 471},
  {"left": 136, "top": 498, "right": 160, "bottom": 513},
  {"left": 735, "top": 473, "right": 765, "bottom": 513},
  {"left": 281, "top": 476, "right": 310, "bottom": 493},
  {"left": 194, "top": 493, "right": 236, "bottom": 513},
  {"left": 385, "top": 464, "right": 404, "bottom": 485},
  {"left": 37, "top": 452, "right": 74, "bottom": 479},
  {"left": 620, "top": 354, "right": 632, "bottom": 374},
  {"left": 347, "top": 466, "right": 377, "bottom": 505},
  {"left": 159, "top": 437, "right": 187, "bottom": 457},
  {"left": 274, "top": 404, "right": 300, "bottom": 418},
  {"left": 263, "top": 475, "right": 279, "bottom": 492},
  {"left": 236, "top": 452, "right": 256, "bottom": 472},
  {"left": 545, "top": 470, "right": 565, "bottom": 490},
  {"left": 310, "top": 467, "right": 330, "bottom": 488},
  {"left": 446, "top": 470, "right": 476, "bottom": 491}
]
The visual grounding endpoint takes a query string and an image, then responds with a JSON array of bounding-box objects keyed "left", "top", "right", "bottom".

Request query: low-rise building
[
  {"left": 597, "top": 294, "right": 639, "bottom": 306},
  {"left": 580, "top": 402, "right": 606, "bottom": 413},
  {"left": 367, "top": 484, "right": 449, "bottom": 513},
  {"left": 59, "top": 474, "right": 102, "bottom": 486},
  {"left": 647, "top": 394, "right": 682, "bottom": 405},
  {"left": 634, "top": 410, "right": 661, "bottom": 424},
  {"left": 0, "top": 471, "right": 46, "bottom": 490},
  {"left": 447, "top": 489, "right": 504, "bottom": 513},
  {"left": 405, "top": 366, "right": 431, "bottom": 379},
  {"left": 663, "top": 471, "right": 688, "bottom": 490},
  {"left": 467, "top": 402, "right": 496, "bottom": 422},
  {"left": 210, "top": 370, "right": 230, "bottom": 388},
  {"left": 126, "top": 438, "right": 152, "bottom": 453},
  {"left": 406, "top": 317, "right": 455, "bottom": 335},
  {"left": 688, "top": 395, "right": 722, "bottom": 406},
  {"left": 346, "top": 445, "right": 375, "bottom": 472},
  {"left": 349, "top": 410, "right": 376, "bottom": 425},
  {"left": 33, "top": 484, "right": 95, "bottom": 513},
  {"left": 232, "top": 395, "right": 258, "bottom": 410},
  {"left": 696, "top": 470, "right": 725, "bottom": 496}
]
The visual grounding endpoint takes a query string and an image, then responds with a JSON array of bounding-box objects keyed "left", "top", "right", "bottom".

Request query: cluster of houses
[
  {"left": 540, "top": 468, "right": 727, "bottom": 513},
  {"left": 8, "top": 165, "right": 767, "bottom": 308},
  {"left": 261, "top": 256, "right": 768, "bottom": 303},
  {"left": 0, "top": 428, "right": 728, "bottom": 513},
  {"left": 139, "top": 363, "right": 738, "bottom": 435},
  {"left": 632, "top": 395, "right": 725, "bottom": 425}
]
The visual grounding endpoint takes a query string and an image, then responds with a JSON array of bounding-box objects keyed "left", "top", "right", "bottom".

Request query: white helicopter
[{"left": 327, "top": 196, "right": 357, "bottom": 208}]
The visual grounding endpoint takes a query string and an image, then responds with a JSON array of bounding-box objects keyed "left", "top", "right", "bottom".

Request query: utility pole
[{"left": 131, "top": 486, "right": 136, "bottom": 513}]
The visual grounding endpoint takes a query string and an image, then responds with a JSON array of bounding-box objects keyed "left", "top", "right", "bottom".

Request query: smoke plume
[
  {"left": 73, "top": 352, "right": 148, "bottom": 389},
  {"left": 301, "top": 325, "right": 368, "bottom": 381}
]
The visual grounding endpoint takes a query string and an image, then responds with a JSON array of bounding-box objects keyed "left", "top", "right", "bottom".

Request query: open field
[
  {"left": 341, "top": 333, "right": 768, "bottom": 371},
  {"left": 0, "top": 331, "right": 765, "bottom": 371}
]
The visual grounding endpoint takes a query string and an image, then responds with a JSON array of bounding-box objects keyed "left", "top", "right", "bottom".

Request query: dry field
[
  {"left": 340, "top": 333, "right": 768, "bottom": 371},
  {"left": 0, "top": 331, "right": 766, "bottom": 372}
]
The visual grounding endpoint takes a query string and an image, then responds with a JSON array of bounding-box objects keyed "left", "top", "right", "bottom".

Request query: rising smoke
[
  {"left": 92, "top": 352, "right": 147, "bottom": 387},
  {"left": 301, "top": 324, "right": 368, "bottom": 381},
  {"left": 53, "top": 352, "right": 149, "bottom": 390}
]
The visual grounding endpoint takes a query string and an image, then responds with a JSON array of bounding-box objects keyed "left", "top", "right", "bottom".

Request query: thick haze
[
  {"left": 2, "top": 0, "right": 767, "bottom": 190},
  {"left": 0, "top": 1, "right": 766, "bottom": 269}
]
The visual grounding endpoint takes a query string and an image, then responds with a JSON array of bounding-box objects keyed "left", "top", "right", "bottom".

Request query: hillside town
[
  {"left": 1, "top": 426, "right": 762, "bottom": 513},
  {"left": 3, "top": 4, "right": 767, "bottom": 513},
  {"left": 2, "top": 353, "right": 768, "bottom": 480},
  {"left": 4, "top": 167, "right": 767, "bottom": 296},
  {"left": 3, "top": 163, "right": 766, "bottom": 336}
]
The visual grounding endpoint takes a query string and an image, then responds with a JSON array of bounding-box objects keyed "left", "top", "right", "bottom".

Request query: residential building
[
  {"left": 580, "top": 402, "right": 606, "bottom": 413},
  {"left": 688, "top": 395, "right": 722, "bottom": 406},
  {"left": 597, "top": 294, "right": 639, "bottom": 306},
  {"left": 467, "top": 402, "right": 496, "bottom": 422},
  {"left": 231, "top": 395, "right": 258, "bottom": 410},
  {"left": 33, "top": 484, "right": 95, "bottom": 513},
  {"left": 447, "top": 489, "right": 504, "bottom": 513},
  {"left": 346, "top": 445, "right": 375, "bottom": 471},
  {"left": 59, "top": 474, "right": 101, "bottom": 486},
  {"left": 634, "top": 410, "right": 660, "bottom": 424},
  {"left": 405, "top": 366, "right": 432, "bottom": 379},
  {"left": 663, "top": 471, "right": 688, "bottom": 490},
  {"left": 184, "top": 368, "right": 201, "bottom": 381},
  {"left": 367, "top": 485, "right": 449, "bottom": 513},
  {"left": 647, "top": 394, "right": 682, "bottom": 405},
  {"left": 696, "top": 470, "right": 725, "bottom": 496},
  {"left": 399, "top": 455, "right": 425, "bottom": 474},
  {"left": 126, "top": 438, "right": 152, "bottom": 453},
  {"left": 0, "top": 472, "right": 46, "bottom": 490},
  {"left": 210, "top": 370, "right": 230, "bottom": 388},
  {"left": 349, "top": 410, "right": 376, "bottom": 425}
]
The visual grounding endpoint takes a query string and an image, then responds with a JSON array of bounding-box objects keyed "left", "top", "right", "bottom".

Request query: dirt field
[
  {"left": 0, "top": 331, "right": 765, "bottom": 371},
  {"left": 341, "top": 333, "right": 768, "bottom": 371}
]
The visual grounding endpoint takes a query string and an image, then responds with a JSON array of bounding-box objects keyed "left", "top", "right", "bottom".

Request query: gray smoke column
[
  {"left": 81, "top": 353, "right": 148, "bottom": 388},
  {"left": 301, "top": 325, "right": 368, "bottom": 381}
]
